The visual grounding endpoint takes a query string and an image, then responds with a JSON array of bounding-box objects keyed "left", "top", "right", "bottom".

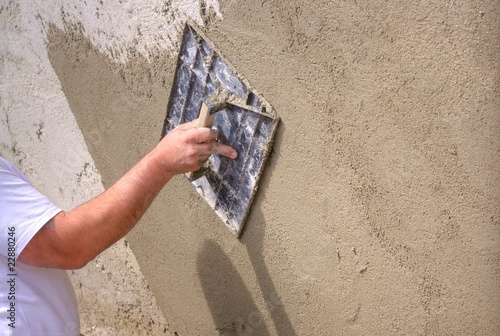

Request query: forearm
[
  {"left": 18, "top": 119, "right": 236, "bottom": 269},
  {"left": 62, "top": 148, "right": 173, "bottom": 266},
  {"left": 20, "top": 148, "right": 173, "bottom": 269}
]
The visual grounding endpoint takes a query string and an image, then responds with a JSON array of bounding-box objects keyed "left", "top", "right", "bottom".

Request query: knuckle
[{"left": 186, "top": 146, "right": 199, "bottom": 158}]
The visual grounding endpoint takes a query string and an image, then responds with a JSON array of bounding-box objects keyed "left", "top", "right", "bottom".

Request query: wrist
[{"left": 145, "top": 147, "right": 175, "bottom": 183}]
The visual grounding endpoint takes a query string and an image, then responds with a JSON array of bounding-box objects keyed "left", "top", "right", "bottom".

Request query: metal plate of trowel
[{"left": 162, "top": 23, "right": 279, "bottom": 237}]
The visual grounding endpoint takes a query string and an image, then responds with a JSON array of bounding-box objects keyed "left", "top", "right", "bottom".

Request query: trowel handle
[
  {"left": 185, "top": 102, "right": 215, "bottom": 181},
  {"left": 197, "top": 102, "right": 215, "bottom": 128}
]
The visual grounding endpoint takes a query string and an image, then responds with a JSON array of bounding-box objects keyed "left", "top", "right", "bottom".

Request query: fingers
[
  {"left": 197, "top": 142, "right": 237, "bottom": 159},
  {"left": 193, "top": 127, "right": 217, "bottom": 144},
  {"left": 215, "top": 143, "right": 237, "bottom": 159},
  {"left": 174, "top": 120, "right": 237, "bottom": 159},
  {"left": 176, "top": 119, "right": 198, "bottom": 131},
  {"left": 176, "top": 122, "right": 216, "bottom": 143}
]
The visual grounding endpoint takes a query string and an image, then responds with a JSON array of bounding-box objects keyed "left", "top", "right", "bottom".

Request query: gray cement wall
[{"left": 2, "top": 0, "right": 499, "bottom": 335}]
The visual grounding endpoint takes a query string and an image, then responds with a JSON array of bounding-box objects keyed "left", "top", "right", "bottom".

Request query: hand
[
  {"left": 18, "top": 119, "right": 237, "bottom": 270},
  {"left": 152, "top": 119, "right": 237, "bottom": 176}
]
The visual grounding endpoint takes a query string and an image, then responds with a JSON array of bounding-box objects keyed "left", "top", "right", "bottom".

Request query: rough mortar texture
[
  {"left": 1, "top": 0, "right": 220, "bottom": 334},
  {"left": 48, "top": 0, "right": 500, "bottom": 335}
]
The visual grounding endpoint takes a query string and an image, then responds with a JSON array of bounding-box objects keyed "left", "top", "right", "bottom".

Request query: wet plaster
[
  {"left": 1, "top": 0, "right": 176, "bottom": 333},
  {"left": 47, "top": 0, "right": 499, "bottom": 335},
  {"left": 45, "top": 24, "right": 173, "bottom": 335}
]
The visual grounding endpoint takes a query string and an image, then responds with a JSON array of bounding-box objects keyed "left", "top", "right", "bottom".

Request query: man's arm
[{"left": 18, "top": 120, "right": 237, "bottom": 269}]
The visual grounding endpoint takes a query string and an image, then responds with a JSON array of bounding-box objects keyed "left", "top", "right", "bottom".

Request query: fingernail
[{"left": 231, "top": 151, "right": 237, "bottom": 159}]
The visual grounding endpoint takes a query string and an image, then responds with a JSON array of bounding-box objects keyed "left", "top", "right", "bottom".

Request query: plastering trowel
[{"left": 162, "top": 23, "right": 279, "bottom": 237}]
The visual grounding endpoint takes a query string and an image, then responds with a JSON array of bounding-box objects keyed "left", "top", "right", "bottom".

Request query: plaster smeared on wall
[
  {"left": 0, "top": 0, "right": 222, "bottom": 334},
  {"left": 27, "top": 0, "right": 221, "bottom": 62},
  {"left": 1, "top": 0, "right": 221, "bottom": 206}
]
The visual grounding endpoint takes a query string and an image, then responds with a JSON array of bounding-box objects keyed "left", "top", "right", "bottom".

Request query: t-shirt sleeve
[{"left": 0, "top": 158, "right": 62, "bottom": 259}]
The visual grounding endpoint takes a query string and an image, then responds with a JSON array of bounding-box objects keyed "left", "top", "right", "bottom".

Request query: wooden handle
[
  {"left": 197, "top": 102, "right": 215, "bottom": 128},
  {"left": 185, "top": 102, "right": 215, "bottom": 180}
]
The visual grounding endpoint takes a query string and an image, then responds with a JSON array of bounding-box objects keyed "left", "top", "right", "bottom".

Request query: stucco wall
[
  {"left": 1, "top": 0, "right": 499, "bottom": 335},
  {"left": 1, "top": 0, "right": 216, "bottom": 334}
]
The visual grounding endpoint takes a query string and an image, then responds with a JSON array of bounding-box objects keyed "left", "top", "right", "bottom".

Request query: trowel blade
[{"left": 162, "top": 23, "right": 279, "bottom": 237}]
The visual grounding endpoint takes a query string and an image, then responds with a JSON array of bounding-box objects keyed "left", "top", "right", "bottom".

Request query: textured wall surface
[
  {"left": 1, "top": 0, "right": 219, "bottom": 334},
  {"left": 2, "top": 0, "right": 499, "bottom": 335}
]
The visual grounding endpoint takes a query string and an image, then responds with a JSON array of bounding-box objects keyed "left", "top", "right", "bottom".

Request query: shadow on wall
[
  {"left": 244, "top": 209, "right": 297, "bottom": 336},
  {"left": 198, "top": 240, "right": 272, "bottom": 336},
  {"left": 198, "top": 231, "right": 296, "bottom": 336},
  {"left": 198, "top": 124, "right": 296, "bottom": 336}
]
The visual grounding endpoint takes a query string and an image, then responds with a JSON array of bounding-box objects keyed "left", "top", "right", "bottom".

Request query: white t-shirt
[{"left": 0, "top": 157, "right": 80, "bottom": 335}]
